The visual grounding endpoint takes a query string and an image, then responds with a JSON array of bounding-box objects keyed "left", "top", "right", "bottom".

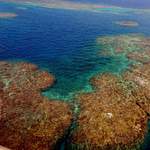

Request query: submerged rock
[{"left": 0, "top": 62, "right": 73, "bottom": 150}]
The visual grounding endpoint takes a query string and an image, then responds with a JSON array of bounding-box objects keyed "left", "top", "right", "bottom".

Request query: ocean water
[
  {"left": 1, "top": 1, "right": 150, "bottom": 149},
  {"left": 66, "top": 0, "right": 150, "bottom": 9}
]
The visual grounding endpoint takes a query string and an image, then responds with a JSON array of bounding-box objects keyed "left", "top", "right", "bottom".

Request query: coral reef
[
  {"left": 100, "top": 50, "right": 109, "bottom": 56},
  {"left": 0, "top": 62, "right": 73, "bottom": 150},
  {"left": 0, "top": 0, "right": 148, "bottom": 14},
  {"left": 70, "top": 73, "right": 148, "bottom": 150},
  {"left": 0, "top": 62, "right": 8, "bottom": 67},
  {"left": 0, "top": 12, "right": 18, "bottom": 17},
  {"left": 69, "top": 34, "right": 150, "bottom": 150},
  {"left": 96, "top": 33, "right": 150, "bottom": 64},
  {"left": 15, "top": 7, "right": 28, "bottom": 9},
  {"left": 113, "top": 47, "right": 124, "bottom": 54},
  {"left": 122, "top": 62, "right": 150, "bottom": 115},
  {"left": 126, "top": 52, "right": 149, "bottom": 63},
  {"left": 115, "top": 21, "right": 139, "bottom": 26}
]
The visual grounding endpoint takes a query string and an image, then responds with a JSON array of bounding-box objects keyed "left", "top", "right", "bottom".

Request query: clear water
[{"left": 0, "top": 1, "right": 150, "bottom": 149}]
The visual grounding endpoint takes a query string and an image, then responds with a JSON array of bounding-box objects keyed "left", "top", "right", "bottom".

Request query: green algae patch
[{"left": 0, "top": 62, "right": 73, "bottom": 150}]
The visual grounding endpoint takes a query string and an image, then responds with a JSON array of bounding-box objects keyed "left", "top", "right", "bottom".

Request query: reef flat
[
  {"left": 0, "top": 62, "right": 73, "bottom": 150},
  {"left": 0, "top": 0, "right": 150, "bottom": 14},
  {"left": 96, "top": 33, "right": 150, "bottom": 62},
  {"left": 15, "top": 7, "right": 28, "bottom": 9},
  {"left": 115, "top": 21, "right": 139, "bottom": 26},
  {"left": 69, "top": 33, "right": 150, "bottom": 150},
  {"left": 0, "top": 12, "right": 18, "bottom": 17},
  {"left": 70, "top": 72, "right": 149, "bottom": 149}
]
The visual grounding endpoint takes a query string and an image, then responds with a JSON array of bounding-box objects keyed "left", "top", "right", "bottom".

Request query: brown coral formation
[
  {"left": 100, "top": 50, "right": 109, "bottom": 56},
  {"left": 115, "top": 21, "right": 139, "bottom": 26},
  {"left": 96, "top": 33, "right": 150, "bottom": 64},
  {"left": 0, "top": 61, "right": 8, "bottom": 67},
  {"left": 126, "top": 52, "right": 149, "bottom": 63},
  {"left": 69, "top": 34, "right": 150, "bottom": 150},
  {"left": 0, "top": 62, "right": 73, "bottom": 150},
  {"left": 113, "top": 47, "right": 124, "bottom": 54},
  {"left": 0, "top": 12, "right": 18, "bottom": 18},
  {"left": 70, "top": 73, "right": 148, "bottom": 149},
  {"left": 122, "top": 62, "right": 150, "bottom": 115}
]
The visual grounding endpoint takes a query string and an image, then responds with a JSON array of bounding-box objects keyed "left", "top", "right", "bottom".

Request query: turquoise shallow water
[
  {"left": 93, "top": 8, "right": 129, "bottom": 13},
  {"left": 1, "top": 2, "right": 150, "bottom": 149}
]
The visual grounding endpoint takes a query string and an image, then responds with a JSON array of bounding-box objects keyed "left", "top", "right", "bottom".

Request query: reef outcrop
[
  {"left": 69, "top": 73, "right": 148, "bottom": 150},
  {"left": 115, "top": 21, "right": 139, "bottom": 26},
  {"left": 122, "top": 62, "right": 150, "bottom": 115},
  {"left": 0, "top": 62, "right": 73, "bottom": 150},
  {"left": 96, "top": 33, "right": 150, "bottom": 64},
  {"left": 15, "top": 7, "right": 28, "bottom": 9},
  {"left": 0, "top": 12, "right": 18, "bottom": 17}
]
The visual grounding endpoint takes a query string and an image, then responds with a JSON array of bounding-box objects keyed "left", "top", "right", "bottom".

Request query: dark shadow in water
[{"left": 140, "top": 121, "right": 150, "bottom": 150}]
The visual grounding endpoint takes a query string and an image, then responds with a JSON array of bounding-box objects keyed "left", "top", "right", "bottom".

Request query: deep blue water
[{"left": 1, "top": 1, "right": 150, "bottom": 149}]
